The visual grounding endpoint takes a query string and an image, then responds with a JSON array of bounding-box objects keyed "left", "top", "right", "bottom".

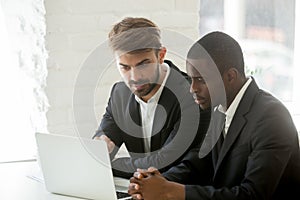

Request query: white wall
[
  {"left": 44, "top": 0, "right": 200, "bottom": 138},
  {"left": 0, "top": 0, "right": 48, "bottom": 161}
]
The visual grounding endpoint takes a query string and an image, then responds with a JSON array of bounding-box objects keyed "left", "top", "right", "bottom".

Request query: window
[{"left": 199, "top": 0, "right": 300, "bottom": 132}]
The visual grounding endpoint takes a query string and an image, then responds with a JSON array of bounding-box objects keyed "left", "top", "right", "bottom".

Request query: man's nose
[
  {"left": 130, "top": 67, "right": 143, "bottom": 82},
  {"left": 190, "top": 80, "right": 198, "bottom": 93}
]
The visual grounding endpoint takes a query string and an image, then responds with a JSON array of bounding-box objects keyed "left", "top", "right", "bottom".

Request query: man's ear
[
  {"left": 226, "top": 68, "right": 238, "bottom": 83},
  {"left": 158, "top": 47, "right": 167, "bottom": 64}
]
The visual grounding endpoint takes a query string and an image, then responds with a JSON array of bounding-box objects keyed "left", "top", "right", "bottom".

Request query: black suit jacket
[
  {"left": 163, "top": 79, "right": 300, "bottom": 200},
  {"left": 93, "top": 60, "right": 210, "bottom": 178}
]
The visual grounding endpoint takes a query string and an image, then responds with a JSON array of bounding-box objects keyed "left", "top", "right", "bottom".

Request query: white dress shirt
[
  {"left": 218, "top": 77, "right": 252, "bottom": 137},
  {"left": 135, "top": 63, "right": 170, "bottom": 152}
]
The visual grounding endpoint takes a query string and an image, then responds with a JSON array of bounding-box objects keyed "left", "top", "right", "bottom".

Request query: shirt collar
[
  {"left": 225, "top": 77, "right": 252, "bottom": 119},
  {"left": 216, "top": 77, "right": 252, "bottom": 135}
]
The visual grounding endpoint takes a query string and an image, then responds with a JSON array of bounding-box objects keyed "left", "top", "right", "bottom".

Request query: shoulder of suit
[
  {"left": 164, "top": 60, "right": 191, "bottom": 83},
  {"left": 243, "top": 82, "right": 289, "bottom": 117},
  {"left": 110, "top": 81, "right": 132, "bottom": 97},
  {"left": 112, "top": 81, "right": 127, "bottom": 89}
]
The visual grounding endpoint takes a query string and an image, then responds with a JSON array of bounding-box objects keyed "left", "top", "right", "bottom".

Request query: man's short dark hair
[{"left": 187, "top": 31, "right": 245, "bottom": 77}]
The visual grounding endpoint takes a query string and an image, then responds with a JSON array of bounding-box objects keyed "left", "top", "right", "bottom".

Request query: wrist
[{"left": 164, "top": 181, "right": 185, "bottom": 200}]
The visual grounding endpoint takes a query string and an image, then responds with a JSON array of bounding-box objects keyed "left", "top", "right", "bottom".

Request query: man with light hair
[{"left": 93, "top": 17, "right": 211, "bottom": 178}]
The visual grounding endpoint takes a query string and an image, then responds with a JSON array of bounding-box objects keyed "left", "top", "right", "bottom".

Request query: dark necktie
[
  {"left": 198, "top": 109, "right": 225, "bottom": 159},
  {"left": 215, "top": 127, "right": 224, "bottom": 159},
  {"left": 215, "top": 112, "right": 225, "bottom": 160}
]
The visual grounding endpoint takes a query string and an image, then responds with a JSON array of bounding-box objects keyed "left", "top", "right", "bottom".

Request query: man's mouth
[
  {"left": 131, "top": 82, "right": 148, "bottom": 91},
  {"left": 193, "top": 94, "right": 206, "bottom": 104}
]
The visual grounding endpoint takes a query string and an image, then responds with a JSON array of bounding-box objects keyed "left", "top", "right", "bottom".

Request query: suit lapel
[
  {"left": 213, "top": 79, "right": 260, "bottom": 175},
  {"left": 128, "top": 94, "right": 142, "bottom": 126},
  {"left": 128, "top": 94, "right": 147, "bottom": 152},
  {"left": 151, "top": 95, "right": 171, "bottom": 151},
  {"left": 150, "top": 67, "right": 178, "bottom": 151},
  {"left": 214, "top": 113, "right": 246, "bottom": 173},
  {"left": 205, "top": 110, "right": 226, "bottom": 169},
  {"left": 150, "top": 61, "right": 191, "bottom": 151}
]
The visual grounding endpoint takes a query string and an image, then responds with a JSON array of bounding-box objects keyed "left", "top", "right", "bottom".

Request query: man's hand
[
  {"left": 94, "top": 135, "right": 115, "bottom": 153},
  {"left": 135, "top": 167, "right": 160, "bottom": 179},
  {"left": 128, "top": 167, "right": 185, "bottom": 200}
]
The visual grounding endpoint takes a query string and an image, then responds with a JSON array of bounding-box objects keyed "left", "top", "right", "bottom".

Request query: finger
[
  {"left": 107, "top": 141, "right": 115, "bottom": 153},
  {"left": 99, "top": 134, "right": 110, "bottom": 142},
  {"left": 128, "top": 183, "right": 140, "bottom": 190},
  {"left": 137, "top": 168, "right": 150, "bottom": 177},
  {"left": 147, "top": 166, "right": 158, "bottom": 173},
  {"left": 128, "top": 184, "right": 141, "bottom": 196},
  {"left": 130, "top": 176, "right": 141, "bottom": 182},
  {"left": 130, "top": 177, "right": 136, "bottom": 183},
  {"left": 95, "top": 135, "right": 109, "bottom": 143},
  {"left": 97, "top": 135, "right": 115, "bottom": 153},
  {"left": 131, "top": 193, "right": 143, "bottom": 200},
  {"left": 147, "top": 167, "right": 160, "bottom": 175},
  {"left": 93, "top": 136, "right": 101, "bottom": 140},
  {"left": 137, "top": 168, "right": 147, "bottom": 173},
  {"left": 133, "top": 171, "right": 144, "bottom": 179},
  {"left": 130, "top": 177, "right": 142, "bottom": 186}
]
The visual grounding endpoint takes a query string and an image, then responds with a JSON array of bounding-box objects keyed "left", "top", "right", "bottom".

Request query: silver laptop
[{"left": 35, "top": 132, "right": 132, "bottom": 200}]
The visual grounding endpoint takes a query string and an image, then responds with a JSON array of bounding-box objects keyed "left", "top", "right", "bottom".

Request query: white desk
[{"left": 0, "top": 161, "right": 86, "bottom": 200}]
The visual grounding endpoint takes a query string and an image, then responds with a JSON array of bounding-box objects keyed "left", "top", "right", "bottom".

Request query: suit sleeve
[
  {"left": 163, "top": 148, "right": 213, "bottom": 185},
  {"left": 93, "top": 83, "right": 124, "bottom": 158}
]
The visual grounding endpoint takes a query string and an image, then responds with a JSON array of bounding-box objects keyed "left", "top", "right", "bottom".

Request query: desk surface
[{"left": 0, "top": 161, "right": 95, "bottom": 200}]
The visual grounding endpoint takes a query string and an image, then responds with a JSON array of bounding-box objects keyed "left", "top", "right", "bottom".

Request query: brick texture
[{"left": 45, "top": 0, "right": 200, "bottom": 137}]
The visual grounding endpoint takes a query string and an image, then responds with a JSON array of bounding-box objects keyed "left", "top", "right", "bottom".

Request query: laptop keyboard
[{"left": 116, "top": 191, "right": 132, "bottom": 199}]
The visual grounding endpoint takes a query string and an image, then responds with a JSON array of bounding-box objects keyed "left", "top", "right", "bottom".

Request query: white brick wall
[
  {"left": 1, "top": 0, "right": 48, "bottom": 133},
  {"left": 0, "top": 0, "right": 48, "bottom": 161},
  {"left": 45, "top": 0, "right": 200, "bottom": 137}
]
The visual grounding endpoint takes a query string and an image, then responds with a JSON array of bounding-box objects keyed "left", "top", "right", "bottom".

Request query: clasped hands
[{"left": 128, "top": 167, "right": 184, "bottom": 200}]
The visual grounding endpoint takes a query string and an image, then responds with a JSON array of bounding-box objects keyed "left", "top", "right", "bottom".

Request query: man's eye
[
  {"left": 137, "top": 63, "right": 152, "bottom": 69},
  {"left": 120, "top": 66, "right": 130, "bottom": 71},
  {"left": 137, "top": 64, "right": 147, "bottom": 69},
  {"left": 196, "top": 77, "right": 206, "bottom": 83}
]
